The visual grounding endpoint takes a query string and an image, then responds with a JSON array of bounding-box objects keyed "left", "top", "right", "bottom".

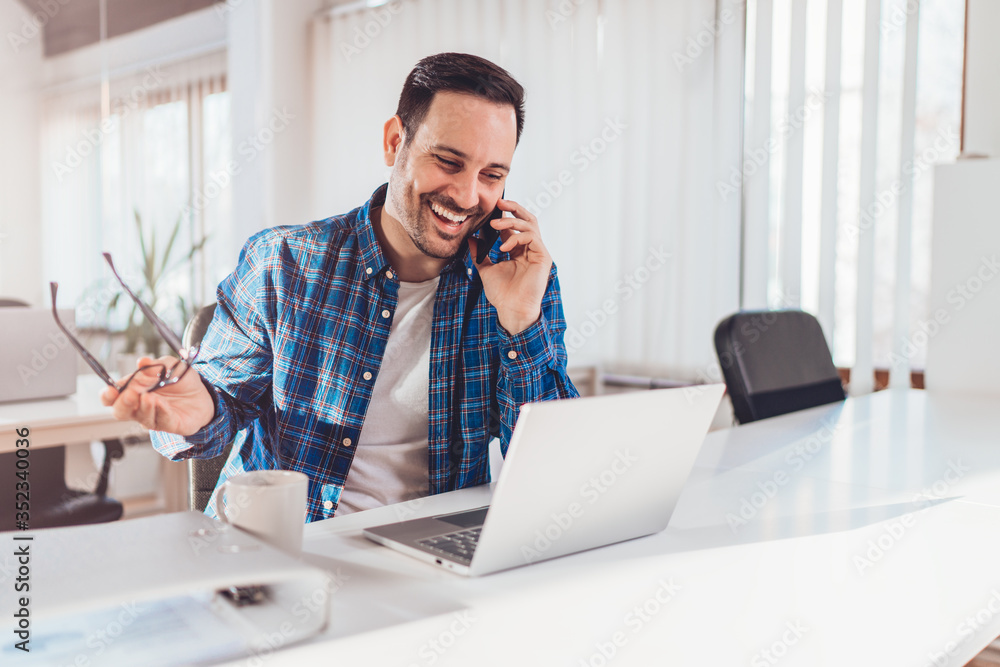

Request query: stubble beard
[{"left": 389, "top": 169, "right": 484, "bottom": 262}]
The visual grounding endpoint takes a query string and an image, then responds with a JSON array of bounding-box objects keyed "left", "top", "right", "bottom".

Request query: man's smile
[{"left": 428, "top": 200, "right": 473, "bottom": 234}]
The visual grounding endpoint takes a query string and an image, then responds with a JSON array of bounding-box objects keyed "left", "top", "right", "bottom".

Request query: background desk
[
  {"left": 0, "top": 375, "right": 143, "bottom": 452},
  {"left": 211, "top": 388, "right": 1000, "bottom": 667},
  {"left": 0, "top": 375, "right": 186, "bottom": 513},
  {"left": 697, "top": 388, "right": 1000, "bottom": 509}
]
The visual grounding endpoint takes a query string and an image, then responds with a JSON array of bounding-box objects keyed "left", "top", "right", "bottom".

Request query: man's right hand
[{"left": 101, "top": 355, "right": 216, "bottom": 436}]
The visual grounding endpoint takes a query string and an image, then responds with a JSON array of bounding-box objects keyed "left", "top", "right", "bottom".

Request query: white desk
[
  {"left": 0, "top": 375, "right": 190, "bottom": 512},
  {"left": 203, "top": 388, "right": 1000, "bottom": 667},
  {"left": 0, "top": 375, "right": 145, "bottom": 452},
  {"left": 697, "top": 389, "right": 1000, "bottom": 508}
]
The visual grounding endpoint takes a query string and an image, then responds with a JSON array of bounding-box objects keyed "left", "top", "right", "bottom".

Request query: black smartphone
[{"left": 475, "top": 190, "right": 504, "bottom": 264}]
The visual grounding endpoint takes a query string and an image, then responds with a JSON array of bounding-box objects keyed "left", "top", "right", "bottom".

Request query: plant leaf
[
  {"left": 146, "top": 225, "right": 157, "bottom": 292},
  {"left": 162, "top": 233, "right": 210, "bottom": 278},
  {"left": 107, "top": 292, "right": 121, "bottom": 313},
  {"left": 123, "top": 302, "right": 140, "bottom": 354},
  {"left": 134, "top": 209, "right": 149, "bottom": 267},
  {"left": 158, "top": 214, "right": 183, "bottom": 283}
]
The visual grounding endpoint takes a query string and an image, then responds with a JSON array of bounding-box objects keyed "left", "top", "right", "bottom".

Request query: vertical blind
[
  {"left": 311, "top": 0, "right": 745, "bottom": 378},
  {"left": 741, "top": 0, "right": 965, "bottom": 393}
]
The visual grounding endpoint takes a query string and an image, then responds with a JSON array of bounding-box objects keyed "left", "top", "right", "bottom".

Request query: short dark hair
[{"left": 395, "top": 52, "right": 525, "bottom": 146}]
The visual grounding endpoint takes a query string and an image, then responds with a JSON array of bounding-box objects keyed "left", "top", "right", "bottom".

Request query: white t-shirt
[{"left": 336, "top": 276, "right": 439, "bottom": 515}]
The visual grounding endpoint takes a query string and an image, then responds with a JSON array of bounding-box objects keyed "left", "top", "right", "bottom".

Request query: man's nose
[{"left": 448, "top": 172, "right": 480, "bottom": 212}]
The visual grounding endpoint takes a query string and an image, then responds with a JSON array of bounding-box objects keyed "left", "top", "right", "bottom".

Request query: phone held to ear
[{"left": 475, "top": 190, "right": 505, "bottom": 264}]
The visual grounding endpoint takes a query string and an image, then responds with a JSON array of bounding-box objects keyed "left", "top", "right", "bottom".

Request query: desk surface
[
  {"left": 0, "top": 375, "right": 144, "bottom": 450},
  {"left": 204, "top": 388, "right": 1000, "bottom": 667},
  {"left": 698, "top": 388, "right": 1000, "bottom": 508}
]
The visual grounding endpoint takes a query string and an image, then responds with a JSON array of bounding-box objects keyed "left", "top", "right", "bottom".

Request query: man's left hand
[{"left": 468, "top": 198, "right": 552, "bottom": 336}]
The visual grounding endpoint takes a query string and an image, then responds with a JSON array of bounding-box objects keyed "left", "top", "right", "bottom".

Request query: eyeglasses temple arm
[
  {"left": 102, "top": 253, "right": 186, "bottom": 355},
  {"left": 49, "top": 282, "right": 120, "bottom": 389}
]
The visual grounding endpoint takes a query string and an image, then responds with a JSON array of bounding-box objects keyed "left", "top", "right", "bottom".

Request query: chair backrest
[
  {"left": 182, "top": 303, "right": 234, "bottom": 512},
  {"left": 714, "top": 310, "right": 845, "bottom": 424},
  {"left": 182, "top": 302, "right": 218, "bottom": 350}
]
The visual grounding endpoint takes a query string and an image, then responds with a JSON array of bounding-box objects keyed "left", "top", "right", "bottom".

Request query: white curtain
[
  {"left": 41, "top": 50, "right": 229, "bottom": 339},
  {"left": 311, "top": 0, "right": 744, "bottom": 377}
]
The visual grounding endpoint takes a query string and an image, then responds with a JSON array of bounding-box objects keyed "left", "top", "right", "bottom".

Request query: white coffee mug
[{"left": 210, "top": 470, "right": 309, "bottom": 552}]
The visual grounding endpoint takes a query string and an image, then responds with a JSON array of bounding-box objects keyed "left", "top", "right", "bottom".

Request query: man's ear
[{"left": 383, "top": 115, "right": 405, "bottom": 167}]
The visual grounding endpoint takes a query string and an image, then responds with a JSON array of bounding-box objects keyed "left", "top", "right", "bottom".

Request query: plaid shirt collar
[{"left": 357, "top": 183, "right": 475, "bottom": 284}]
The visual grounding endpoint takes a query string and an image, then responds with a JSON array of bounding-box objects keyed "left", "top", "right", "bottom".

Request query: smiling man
[{"left": 102, "top": 52, "right": 579, "bottom": 521}]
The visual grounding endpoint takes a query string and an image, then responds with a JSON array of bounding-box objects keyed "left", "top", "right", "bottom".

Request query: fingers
[
  {"left": 489, "top": 200, "right": 541, "bottom": 241},
  {"left": 495, "top": 198, "right": 538, "bottom": 227},
  {"left": 100, "top": 386, "right": 119, "bottom": 407},
  {"left": 491, "top": 219, "right": 535, "bottom": 252},
  {"left": 109, "top": 382, "right": 144, "bottom": 422},
  {"left": 498, "top": 230, "right": 536, "bottom": 253},
  {"left": 472, "top": 225, "right": 543, "bottom": 259},
  {"left": 103, "top": 354, "right": 180, "bottom": 427},
  {"left": 108, "top": 376, "right": 167, "bottom": 430},
  {"left": 120, "top": 364, "right": 164, "bottom": 394},
  {"left": 477, "top": 221, "right": 550, "bottom": 262},
  {"left": 131, "top": 392, "right": 160, "bottom": 430},
  {"left": 490, "top": 217, "right": 534, "bottom": 235},
  {"left": 473, "top": 197, "right": 550, "bottom": 264}
]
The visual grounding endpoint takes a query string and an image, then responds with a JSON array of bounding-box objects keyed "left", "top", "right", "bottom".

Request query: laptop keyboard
[{"left": 417, "top": 527, "right": 482, "bottom": 564}]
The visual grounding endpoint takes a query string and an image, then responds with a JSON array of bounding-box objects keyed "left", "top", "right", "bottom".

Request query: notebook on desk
[
  {"left": 364, "top": 384, "right": 725, "bottom": 576},
  {"left": 0, "top": 512, "right": 333, "bottom": 667}
]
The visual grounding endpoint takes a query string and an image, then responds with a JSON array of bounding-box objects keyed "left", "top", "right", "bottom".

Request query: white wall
[
  {"left": 926, "top": 159, "right": 1000, "bottom": 394},
  {"left": 227, "top": 0, "right": 326, "bottom": 245},
  {"left": 925, "top": 0, "right": 1000, "bottom": 395},
  {"left": 963, "top": 0, "right": 1000, "bottom": 158},
  {"left": 0, "top": 0, "right": 43, "bottom": 305}
]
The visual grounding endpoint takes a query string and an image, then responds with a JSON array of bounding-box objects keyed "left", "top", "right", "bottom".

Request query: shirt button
[
  {"left": 381, "top": 309, "right": 390, "bottom": 319},
  {"left": 508, "top": 350, "right": 518, "bottom": 360},
  {"left": 342, "top": 437, "right": 352, "bottom": 446},
  {"left": 323, "top": 501, "right": 334, "bottom": 510},
  {"left": 386, "top": 270, "right": 394, "bottom": 280},
  {"left": 365, "top": 267, "right": 373, "bottom": 275},
  {"left": 363, "top": 371, "right": 373, "bottom": 380},
  {"left": 467, "top": 268, "right": 473, "bottom": 276}
]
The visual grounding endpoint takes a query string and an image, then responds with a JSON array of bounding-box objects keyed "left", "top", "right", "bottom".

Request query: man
[{"left": 103, "top": 52, "right": 579, "bottom": 522}]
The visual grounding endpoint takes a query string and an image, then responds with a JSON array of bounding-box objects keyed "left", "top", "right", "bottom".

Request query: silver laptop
[
  {"left": 363, "top": 384, "right": 725, "bottom": 576},
  {"left": 0, "top": 307, "right": 77, "bottom": 403}
]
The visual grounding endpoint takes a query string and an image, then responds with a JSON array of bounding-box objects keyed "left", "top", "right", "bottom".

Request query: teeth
[{"left": 430, "top": 202, "right": 468, "bottom": 224}]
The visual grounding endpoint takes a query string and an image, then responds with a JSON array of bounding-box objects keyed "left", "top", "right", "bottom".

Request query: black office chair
[
  {"left": 713, "top": 310, "right": 846, "bottom": 424},
  {"left": 181, "top": 303, "right": 233, "bottom": 512},
  {"left": 0, "top": 298, "right": 124, "bottom": 529}
]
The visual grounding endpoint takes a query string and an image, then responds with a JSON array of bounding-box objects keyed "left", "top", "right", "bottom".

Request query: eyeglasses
[{"left": 50, "top": 252, "right": 200, "bottom": 393}]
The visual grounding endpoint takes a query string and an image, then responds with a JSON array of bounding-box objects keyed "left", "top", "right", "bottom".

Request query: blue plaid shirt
[{"left": 151, "top": 184, "right": 579, "bottom": 521}]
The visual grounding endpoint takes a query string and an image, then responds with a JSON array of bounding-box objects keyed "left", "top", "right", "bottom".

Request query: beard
[{"left": 412, "top": 192, "right": 486, "bottom": 260}]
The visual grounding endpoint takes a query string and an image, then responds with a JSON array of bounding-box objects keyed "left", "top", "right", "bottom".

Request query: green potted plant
[{"left": 109, "top": 208, "right": 207, "bottom": 366}]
